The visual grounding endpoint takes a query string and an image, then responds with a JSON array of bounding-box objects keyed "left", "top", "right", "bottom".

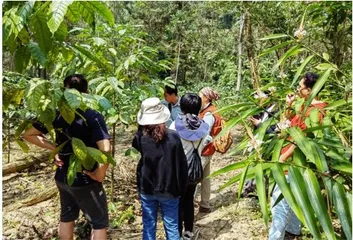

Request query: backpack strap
[{"left": 191, "top": 139, "right": 203, "bottom": 150}]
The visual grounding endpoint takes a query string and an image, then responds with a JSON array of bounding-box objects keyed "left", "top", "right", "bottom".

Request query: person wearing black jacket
[{"left": 132, "top": 97, "right": 188, "bottom": 240}]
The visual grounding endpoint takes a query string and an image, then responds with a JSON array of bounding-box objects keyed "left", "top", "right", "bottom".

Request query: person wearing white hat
[{"left": 132, "top": 97, "right": 188, "bottom": 240}]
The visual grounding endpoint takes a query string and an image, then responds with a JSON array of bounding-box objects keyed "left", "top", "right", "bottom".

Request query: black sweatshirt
[{"left": 132, "top": 129, "right": 188, "bottom": 198}]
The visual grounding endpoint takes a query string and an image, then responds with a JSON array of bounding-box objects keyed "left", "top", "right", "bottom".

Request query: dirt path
[{"left": 2, "top": 126, "right": 309, "bottom": 240}]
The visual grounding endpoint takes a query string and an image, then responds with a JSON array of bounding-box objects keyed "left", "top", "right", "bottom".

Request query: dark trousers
[{"left": 179, "top": 184, "right": 197, "bottom": 235}]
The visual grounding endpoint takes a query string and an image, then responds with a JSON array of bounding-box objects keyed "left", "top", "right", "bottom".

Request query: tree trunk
[
  {"left": 244, "top": 11, "right": 261, "bottom": 91},
  {"left": 236, "top": 14, "right": 245, "bottom": 92},
  {"left": 3, "top": 155, "right": 48, "bottom": 175}
]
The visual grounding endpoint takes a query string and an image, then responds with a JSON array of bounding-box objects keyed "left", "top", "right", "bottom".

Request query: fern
[{"left": 47, "top": 1, "right": 73, "bottom": 34}]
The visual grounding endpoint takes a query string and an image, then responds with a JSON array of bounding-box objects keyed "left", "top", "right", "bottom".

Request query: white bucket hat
[{"left": 137, "top": 97, "right": 170, "bottom": 125}]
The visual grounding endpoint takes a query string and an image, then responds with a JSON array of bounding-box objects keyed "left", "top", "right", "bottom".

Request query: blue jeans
[
  {"left": 269, "top": 182, "right": 301, "bottom": 240},
  {"left": 140, "top": 193, "right": 180, "bottom": 240}
]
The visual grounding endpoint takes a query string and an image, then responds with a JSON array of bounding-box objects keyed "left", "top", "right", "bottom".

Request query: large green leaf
[
  {"left": 66, "top": 2, "right": 80, "bottom": 22},
  {"left": 107, "top": 77, "right": 123, "bottom": 94},
  {"left": 3, "top": 7, "right": 23, "bottom": 41},
  {"left": 271, "top": 163, "right": 304, "bottom": 223},
  {"left": 291, "top": 55, "right": 315, "bottom": 87},
  {"left": 54, "top": 20, "right": 68, "bottom": 42},
  {"left": 64, "top": 88, "right": 82, "bottom": 109},
  {"left": 81, "top": 1, "right": 114, "bottom": 26},
  {"left": 87, "top": 147, "right": 108, "bottom": 164},
  {"left": 81, "top": 93, "right": 100, "bottom": 111},
  {"left": 325, "top": 98, "right": 352, "bottom": 110},
  {"left": 28, "top": 42, "right": 46, "bottom": 65},
  {"left": 332, "top": 182, "right": 352, "bottom": 240},
  {"left": 303, "top": 169, "right": 335, "bottom": 240},
  {"left": 216, "top": 102, "right": 254, "bottom": 114},
  {"left": 47, "top": 1, "right": 73, "bottom": 34},
  {"left": 303, "top": 68, "right": 332, "bottom": 115},
  {"left": 94, "top": 95, "right": 113, "bottom": 111},
  {"left": 275, "top": 45, "right": 302, "bottom": 69},
  {"left": 103, "top": 152, "right": 117, "bottom": 166},
  {"left": 72, "top": 137, "right": 87, "bottom": 161},
  {"left": 289, "top": 166, "right": 321, "bottom": 239},
  {"left": 49, "top": 140, "right": 69, "bottom": 162},
  {"left": 25, "top": 79, "right": 48, "bottom": 110},
  {"left": 73, "top": 44, "right": 108, "bottom": 71},
  {"left": 75, "top": 2, "right": 94, "bottom": 26},
  {"left": 258, "top": 40, "right": 294, "bottom": 57},
  {"left": 330, "top": 162, "right": 352, "bottom": 174},
  {"left": 29, "top": 12, "right": 52, "bottom": 55},
  {"left": 14, "top": 45, "right": 31, "bottom": 73},
  {"left": 255, "top": 163, "right": 269, "bottom": 226},
  {"left": 57, "top": 97, "right": 75, "bottom": 124},
  {"left": 18, "top": 1, "right": 35, "bottom": 24},
  {"left": 67, "top": 154, "right": 80, "bottom": 186}
]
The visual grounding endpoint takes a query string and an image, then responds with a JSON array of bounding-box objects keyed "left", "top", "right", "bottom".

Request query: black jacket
[{"left": 132, "top": 129, "right": 188, "bottom": 197}]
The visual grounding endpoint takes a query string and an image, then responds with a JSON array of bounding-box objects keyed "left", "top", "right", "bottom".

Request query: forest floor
[{"left": 2, "top": 126, "right": 312, "bottom": 240}]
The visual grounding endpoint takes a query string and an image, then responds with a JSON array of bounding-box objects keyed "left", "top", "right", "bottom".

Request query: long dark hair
[{"left": 143, "top": 124, "right": 167, "bottom": 142}]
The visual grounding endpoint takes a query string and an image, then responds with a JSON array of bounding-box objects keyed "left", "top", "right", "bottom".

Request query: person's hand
[
  {"left": 286, "top": 93, "right": 296, "bottom": 107},
  {"left": 83, "top": 165, "right": 108, "bottom": 182},
  {"left": 54, "top": 154, "right": 64, "bottom": 168},
  {"left": 249, "top": 116, "right": 261, "bottom": 126}
]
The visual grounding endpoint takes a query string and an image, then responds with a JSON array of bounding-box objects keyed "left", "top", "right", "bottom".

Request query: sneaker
[
  {"left": 199, "top": 206, "right": 211, "bottom": 213},
  {"left": 183, "top": 231, "right": 194, "bottom": 240}
]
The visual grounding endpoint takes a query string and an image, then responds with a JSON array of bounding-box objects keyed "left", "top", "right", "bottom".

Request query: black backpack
[{"left": 188, "top": 141, "right": 203, "bottom": 185}]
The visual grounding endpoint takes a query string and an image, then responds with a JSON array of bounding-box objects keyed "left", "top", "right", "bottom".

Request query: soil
[{"left": 2, "top": 126, "right": 313, "bottom": 240}]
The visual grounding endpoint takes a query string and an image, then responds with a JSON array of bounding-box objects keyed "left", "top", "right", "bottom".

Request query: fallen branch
[
  {"left": 21, "top": 185, "right": 57, "bottom": 207},
  {"left": 3, "top": 154, "right": 49, "bottom": 175}
]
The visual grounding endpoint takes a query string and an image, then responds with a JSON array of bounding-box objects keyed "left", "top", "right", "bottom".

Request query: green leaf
[
  {"left": 275, "top": 45, "right": 306, "bottom": 69},
  {"left": 255, "top": 163, "right": 269, "bottom": 226},
  {"left": 75, "top": 2, "right": 94, "bottom": 26},
  {"left": 103, "top": 152, "right": 116, "bottom": 166},
  {"left": 67, "top": 154, "right": 80, "bottom": 186},
  {"left": 303, "top": 68, "right": 332, "bottom": 115},
  {"left": 64, "top": 88, "right": 82, "bottom": 109},
  {"left": 108, "top": 77, "right": 123, "bottom": 94},
  {"left": 323, "top": 53, "right": 330, "bottom": 61},
  {"left": 87, "top": 147, "right": 108, "bottom": 164},
  {"left": 291, "top": 55, "right": 315, "bottom": 87},
  {"left": 271, "top": 138, "right": 285, "bottom": 162},
  {"left": 271, "top": 163, "right": 304, "bottom": 223},
  {"left": 92, "top": 37, "right": 106, "bottom": 46},
  {"left": 54, "top": 20, "right": 68, "bottom": 42},
  {"left": 28, "top": 42, "right": 46, "bottom": 65},
  {"left": 94, "top": 95, "right": 113, "bottom": 111},
  {"left": 333, "top": 182, "right": 352, "bottom": 240},
  {"left": 72, "top": 137, "right": 87, "bottom": 161},
  {"left": 209, "top": 159, "right": 249, "bottom": 178},
  {"left": 237, "top": 163, "right": 250, "bottom": 198},
  {"left": 315, "top": 63, "right": 336, "bottom": 71},
  {"left": 29, "top": 12, "right": 52, "bottom": 55},
  {"left": 303, "top": 169, "right": 335, "bottom": 239},
  {"left": 25, "top": 79, "right": 48, "bottom": 110},
  {"left": 258, "top": 40, "right": 294, "bottom": 57},
  {"left": 258, "top": 34, "right": 288, "bottom": 41},
  {"left": 49, "top": 140, "right": 69, "bottom": 162},
  {"left": 15, "top": 139, "right": 29, "bottom": 153},
  {"left": 330, "top": 162, "right": 352, "bottom": 174},
  {"left": 289, "top": 166, "right": 321, "bottom": 239},
  {"left": 82, "top": 93, "right": 100, "bottom": 111},
  {"left": 325, "top": 98, "right": 352, "bottom": 110},
  {"left": 216, "top": 102, "right": 254, "bottom": 114},
  {"left": 15, "top": 120, "right": 30, "bottom": 138},
  {"left": 73, "top": 44, "right": 108, "bottom": 70},
  {"left": 81, "top": 1, "right": 114, "bottom": 26},
  {"left": 47, "top": 1, "right": 73, "bottom": 34},
  {"left": 14, "top": 45, "right": 31, "bottom": 73},
  {"left": 66, "top": 2, "right": 80, "bottom": 22},
  {"left": 58, "top": 97, "right": 75, "bottom": 124}
]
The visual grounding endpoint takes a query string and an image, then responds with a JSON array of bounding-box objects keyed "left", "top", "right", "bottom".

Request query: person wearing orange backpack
[{"left": 197, "top": 87, "right": 222, "bottom": 213}]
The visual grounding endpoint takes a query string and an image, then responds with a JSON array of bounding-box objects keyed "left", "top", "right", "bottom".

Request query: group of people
[
  {"left": 22, "top": 71, "right": 326, "bottom": 240},
  {"left": 133, "top": 85, "right": 221, "bottom": 240}
]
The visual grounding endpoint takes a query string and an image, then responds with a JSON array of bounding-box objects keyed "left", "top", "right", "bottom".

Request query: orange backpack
[{"left": 199, "top": 105, "right": 233, "bottom": 155}]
